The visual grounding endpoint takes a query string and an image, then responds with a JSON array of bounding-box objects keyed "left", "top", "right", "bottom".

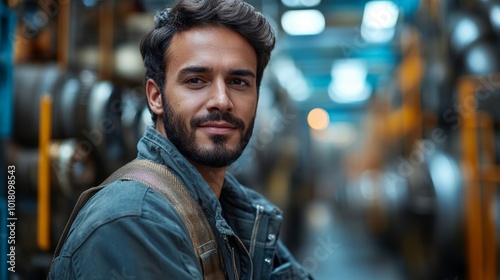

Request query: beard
[{"left": 162, "top": 98, "right": 254, "bottom": 168}]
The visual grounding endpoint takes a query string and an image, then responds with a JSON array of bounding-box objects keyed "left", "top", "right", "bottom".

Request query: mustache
[{"left": 191, "top": 111, "right": 245, "bottom": 131}]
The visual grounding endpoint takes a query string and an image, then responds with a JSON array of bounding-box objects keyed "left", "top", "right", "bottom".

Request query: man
[{"left": 48, "top": 0, "right": 312, "bottom": 279}]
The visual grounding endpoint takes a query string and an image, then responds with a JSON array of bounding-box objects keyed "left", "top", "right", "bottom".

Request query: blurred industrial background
[{"left": 1, "top": 0, "right": 500, "bottom": 279}]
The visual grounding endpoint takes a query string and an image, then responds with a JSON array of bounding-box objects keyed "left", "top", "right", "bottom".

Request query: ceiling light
[
  {"left": 281, "top": 9, "right": 325, "bottom": 36},
  {"left": 328, "top": 60, "right": 372, "bottom": 103},
  {"left": 282, "top": 0, "right": 321, "bottom": 7},
  {"left": 361, "top": 1, "right": 399, "bottom": 43},
  {"left": 307, "top": 108, "right": 329, "bottom": 131},
  {"left": 301, "top": 0, "right": 321, "bottom": 7}
]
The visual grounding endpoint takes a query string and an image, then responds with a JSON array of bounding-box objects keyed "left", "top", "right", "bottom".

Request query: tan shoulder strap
[{"left": 52, "top": 160, "right": 225, "bottom": 280}]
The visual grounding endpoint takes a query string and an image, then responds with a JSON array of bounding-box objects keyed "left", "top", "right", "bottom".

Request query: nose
[{"left": 206, "top": 79, "right": 233, "bottom": 112}]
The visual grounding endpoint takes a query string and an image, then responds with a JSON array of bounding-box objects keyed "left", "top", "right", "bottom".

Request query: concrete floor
[{"left": 295, "top": 201, "right": 406, "bottom": 280}]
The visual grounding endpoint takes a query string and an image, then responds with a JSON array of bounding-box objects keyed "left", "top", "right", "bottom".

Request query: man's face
[{"left": 162, "top": 25, "right": 258, "bottom": 168}]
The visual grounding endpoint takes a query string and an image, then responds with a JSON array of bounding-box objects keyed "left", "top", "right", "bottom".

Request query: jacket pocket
[{"left": 197, "top": 240, "right": 225, "bottom": 279}]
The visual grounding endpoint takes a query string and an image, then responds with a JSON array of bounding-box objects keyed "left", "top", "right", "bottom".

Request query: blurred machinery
[
  {"left": 6, "top": 64, "right": 151, "bottom": 277},
  {"left": 13, "top": 65, "right": 126, "bottom": 179},
  {"left": 5, "top": 65, "right": 150, "bottom": 277},
  {"left": 332, "top": 0, "right": 500, "bottom": 279}
]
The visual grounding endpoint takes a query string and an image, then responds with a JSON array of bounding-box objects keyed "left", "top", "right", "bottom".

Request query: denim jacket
[{"left": 48, "top": 126, "right": 312, "bottom": 279}]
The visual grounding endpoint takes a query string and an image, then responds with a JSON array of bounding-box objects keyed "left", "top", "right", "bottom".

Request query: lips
[
  {"left": 199, "top": 121, "right": 237, "bottom": 135},
  {"left": 191, "top": 111, "right": 245, "bottom": 136}
]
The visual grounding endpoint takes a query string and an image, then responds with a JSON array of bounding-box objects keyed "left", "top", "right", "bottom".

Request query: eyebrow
[
  {"left": 177, "top": 66, "right": 256, "bottom": 79},
  {"left": 178, "top": 66, "right": 210, "bottom": 77},
  {"left": 229, "top": 69, "right": 256, "bottom": 78}
]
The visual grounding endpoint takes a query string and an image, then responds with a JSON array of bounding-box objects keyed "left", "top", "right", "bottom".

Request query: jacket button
[
  {"left": 264, "top": 257, "right": 272, "bottom": 265},
  {"left": 267, "top": 234, "right": 276, "bottom": 242}
]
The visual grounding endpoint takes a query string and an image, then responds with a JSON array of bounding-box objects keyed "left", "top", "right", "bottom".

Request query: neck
[{"left": 190, "top": 162, "right": 226, "bottom": 198}]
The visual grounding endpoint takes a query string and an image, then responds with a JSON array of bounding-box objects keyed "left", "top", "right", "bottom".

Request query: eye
[
  {"left": 185, "top": 77, "right": 206, "bottom": 89},
  {"left": 186, "top": 78, "right": 203, "bottom": 85},
  {"left": 229, "top": 78, "right": 249, "bottom": 87}
]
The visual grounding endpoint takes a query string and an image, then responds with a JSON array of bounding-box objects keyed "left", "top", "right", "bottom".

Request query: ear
[{"left": 145, "top": 79, "right": 163, "bottom": 116}]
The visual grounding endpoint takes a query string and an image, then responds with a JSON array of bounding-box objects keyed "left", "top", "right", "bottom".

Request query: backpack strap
[{"left": 52, "top": 159, "right": 225, "bottom": 280}]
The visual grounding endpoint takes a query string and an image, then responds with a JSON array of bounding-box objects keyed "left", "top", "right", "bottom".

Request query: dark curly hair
[{"left": 140, "top": 0, "right": 276, "bottom": 123}]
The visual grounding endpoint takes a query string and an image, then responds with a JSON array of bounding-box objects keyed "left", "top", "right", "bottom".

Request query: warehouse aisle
[{"left": 296, "top": 201, "right": 406, "bottom": 280}]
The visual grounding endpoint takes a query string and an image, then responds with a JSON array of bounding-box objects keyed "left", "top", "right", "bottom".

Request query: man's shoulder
[
  {"left": 60, "top": 180, "right": 185, "bottom": 255},
  {"left": 79, "top": 180, "right": 173, "bottom": 221},
  {"left": 51, "top": 180, "right": 203, "bottom": 279}
]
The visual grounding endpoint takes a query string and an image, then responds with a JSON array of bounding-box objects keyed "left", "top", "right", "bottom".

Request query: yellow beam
[
  {"left": 477, "top": 112, "right": 497, "bottom": 280},
  {"left": 459, "top": 77, "right": 484, "bottom": 280},
  {"left": 37, "top": 94, "right": 52, "bottom": 251}
]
